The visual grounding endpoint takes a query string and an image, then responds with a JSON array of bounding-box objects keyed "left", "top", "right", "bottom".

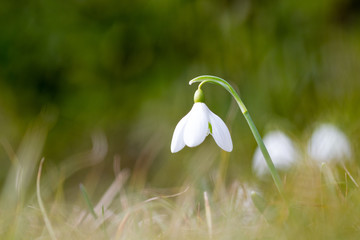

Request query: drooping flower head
[
  {"left": 252, "top": 130, "right": 298, "bottom": 177},
  {"left": 308, "top": 123, "right": 352, "bottom": 164},
  {"left": 171, "top": 88, "right": 233, "bottom": 153},
  {"left": 174, "top": 75, "right": 284, "bottom": 195}
]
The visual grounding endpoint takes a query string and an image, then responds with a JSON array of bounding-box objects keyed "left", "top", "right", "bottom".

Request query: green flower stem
[{"left": 190, "top": 75, "right": 284, "bottom": 195}]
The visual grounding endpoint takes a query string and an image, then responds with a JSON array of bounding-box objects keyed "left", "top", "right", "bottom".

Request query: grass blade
[
  {"left": 204, "top": 192, "right": 213, "bottom": 239},
  {"left": 80, "top": 183, "right": 98, "bottom": 219},
  {"left": 37, "top": 158, "right": 57, "bottom": 240}
]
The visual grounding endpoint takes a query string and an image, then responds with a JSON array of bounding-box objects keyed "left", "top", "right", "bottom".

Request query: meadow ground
[{"left": 1, "top": 122, "right": 360, "bottom": 240}]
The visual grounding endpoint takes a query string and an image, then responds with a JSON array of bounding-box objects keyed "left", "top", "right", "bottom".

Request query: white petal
[
  {"left": 171, "top": 113, "right": 189, "bottom": 153},
  {"left": 208, "top": 108, "right": 233, "bottom": 152},
  {"left": 308, "top": 124, "right": 352, "bottom": 164},
  {"left": 252, "top": 131, "right": 298, "bottom": 177},
  {"left": 183, "top": 103, "right": 209, "bottom": 147}
]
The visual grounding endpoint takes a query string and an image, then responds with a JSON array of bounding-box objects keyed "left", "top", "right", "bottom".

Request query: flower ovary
[{"left": 194, "top": 89, "right": 205, "bottom": 103}]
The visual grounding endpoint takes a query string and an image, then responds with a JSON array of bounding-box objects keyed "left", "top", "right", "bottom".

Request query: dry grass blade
[
  {"left": 143, "top": 186, "right": 190, "bottom": 203},
  {"left": 204, "top": 192, "right": 213, "bottom": 239},
  {"left": 343, "top": 165, "right": 359, "bottom": 188},
  {"left": 114, "top": 212, "right": 130, "bottom": 240},
  {"left": 1, "top": 119, "right": 48, "bottom": 208},
  {"left": 37, "top": 158, "right": 57, "bottom": 240},
  {"left": 60, "top": 131, "right": 108, "bottom": 178},
  {"left": 94, "top": 171, "right": 129, "bottom": 213},
  {"left": 78, "top": 170, "right": 129, "bottom": 226}
]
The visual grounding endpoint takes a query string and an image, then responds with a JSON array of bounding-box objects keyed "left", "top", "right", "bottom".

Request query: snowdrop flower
[
  {"left": 308, "top": 123, "right": 352, "bottom": 164},
  {"left": 171, "top": 89, "right": 233, "bottom": 153},
  {"left": 253, "top": 130, "right": 298, "bottom": 177}
]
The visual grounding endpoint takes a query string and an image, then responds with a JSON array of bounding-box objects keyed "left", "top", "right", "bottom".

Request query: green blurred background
[{"left": 1, "top": 0, "right": 360, "bottom": 189}]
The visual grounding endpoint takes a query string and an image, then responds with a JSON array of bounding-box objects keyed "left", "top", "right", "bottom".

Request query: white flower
[
  {"left": 308, "top": 123, "right": 352, "bottom": 164},
  {"left": 252, "top": 130, "right": 298, "bottom": 177},
  {"left": 171, "top": 102, "right": 233, "bottom": 153}
]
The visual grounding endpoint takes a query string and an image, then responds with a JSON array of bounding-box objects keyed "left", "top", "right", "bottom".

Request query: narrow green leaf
[{"left": 79, "top": 183, "right": 98, "bottom": 219}]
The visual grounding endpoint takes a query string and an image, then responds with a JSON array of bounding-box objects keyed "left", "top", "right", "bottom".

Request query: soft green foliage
[{"left": 1, "top": 0, "right": 360, "bottom": 239}]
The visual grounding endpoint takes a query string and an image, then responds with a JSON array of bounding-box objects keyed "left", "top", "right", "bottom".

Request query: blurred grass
[
  {"left": 1, "top": 127, "right": 360, "bottom": 239},
  {"left": 1, "top": 0, "right": 360, "bottom": 239}
]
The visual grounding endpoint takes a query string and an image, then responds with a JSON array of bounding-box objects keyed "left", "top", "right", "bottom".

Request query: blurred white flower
[
  {"left": 308, "top": 123, "right": 352, "bottom": 164},
  {"left": 171, "top": 102, "right": 233, "bottom": 153},
  {"left": 252, "top": 131, "right": 298, "bottom": 177}
]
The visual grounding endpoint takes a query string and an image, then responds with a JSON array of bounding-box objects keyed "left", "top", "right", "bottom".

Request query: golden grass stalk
[
  {"left": 204, "top": 192, "right": 213, "bottom": 239},
  {"left": 36, "top": 158, "right": 57, "bottom": 240}
]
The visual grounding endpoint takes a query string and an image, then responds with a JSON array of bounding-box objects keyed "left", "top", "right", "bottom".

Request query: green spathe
[{"left": 194, "top": 89, "right": 205, "bottom": 103}]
